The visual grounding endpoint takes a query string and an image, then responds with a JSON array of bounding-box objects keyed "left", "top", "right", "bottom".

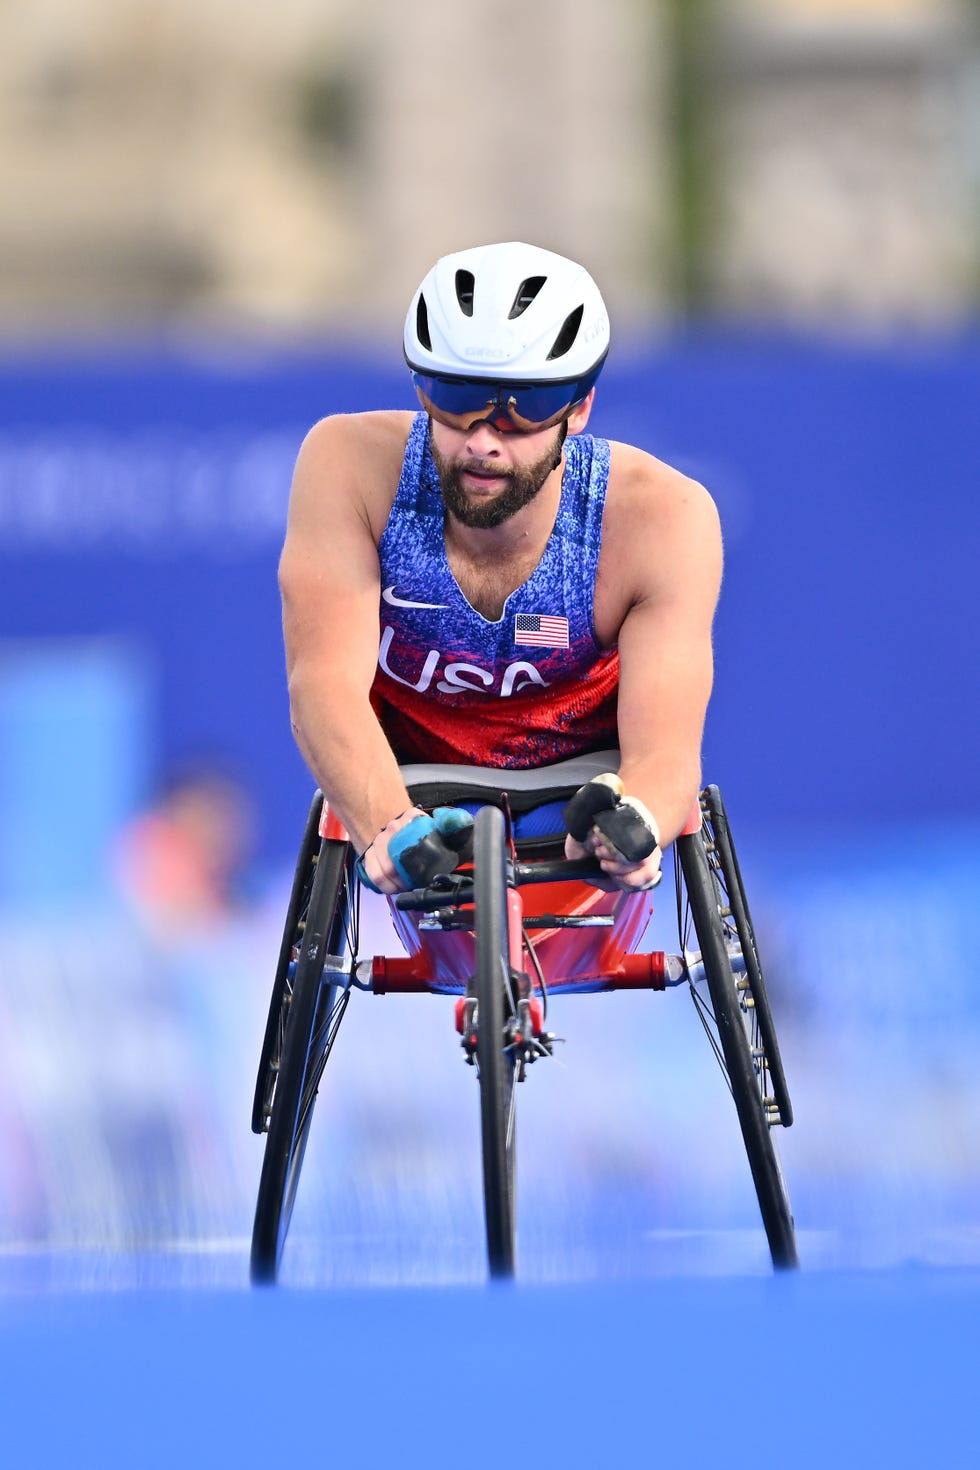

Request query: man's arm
[
  {"left": 279, "top": 413, "right": 420, "bottom": 881},
  {"left": 568, "top": 448, "right": 723, "bottom": 887},
  {"left": 615, "top": 468, "right": 722, "bottom": 843}
]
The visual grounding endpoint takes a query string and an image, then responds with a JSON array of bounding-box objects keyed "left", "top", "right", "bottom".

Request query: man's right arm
[{"left": 279, "top": 413, "right": 419, "bottom": 880}]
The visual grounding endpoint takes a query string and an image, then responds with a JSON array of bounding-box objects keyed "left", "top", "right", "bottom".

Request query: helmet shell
[{"left": 404, "top": 241, "right": 610, "bottom": 383}]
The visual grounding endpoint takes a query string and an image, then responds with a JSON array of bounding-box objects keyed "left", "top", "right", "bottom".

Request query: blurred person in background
[
  {"left": 114, "top": 762, "right": 256, "bottom": 935},
  {"left": 279, "top": 241, "right": 722, "bottom": 894}
]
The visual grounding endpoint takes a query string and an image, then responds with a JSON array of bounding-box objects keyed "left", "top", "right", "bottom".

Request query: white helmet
[{"left": 404, "top": 241, "right": 610, "bottom": 384}]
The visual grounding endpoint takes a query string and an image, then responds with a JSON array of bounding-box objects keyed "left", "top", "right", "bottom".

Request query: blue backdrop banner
[{"left": 1, "top": 334, "right": 976, "bottom": 868}]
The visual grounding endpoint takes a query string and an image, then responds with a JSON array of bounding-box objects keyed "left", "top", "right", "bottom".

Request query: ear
[{"left": 565, "top": 389, "right": 595, "bottom": 436}]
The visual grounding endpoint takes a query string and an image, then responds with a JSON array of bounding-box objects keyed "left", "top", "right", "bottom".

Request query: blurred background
[{"left": 0, "top": 0, "right": 978, "bottom": 1286}]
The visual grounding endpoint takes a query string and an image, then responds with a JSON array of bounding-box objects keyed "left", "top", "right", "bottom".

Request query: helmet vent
[
  {"left": 416, "top": 294, "right": 432, "bottom": 351},
  {"left": 508, "top": 276, "right": 546, "bottom": 320},
  {"left": 547, "top": 305, "right": 584, "bottom": 360},
  {"left": 455, "top": 270, "right": 475, "bottom": 316}
]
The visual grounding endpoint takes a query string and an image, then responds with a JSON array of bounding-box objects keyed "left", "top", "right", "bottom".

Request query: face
[
  {"left": 429, "top": 420, "right": 564, "bottom": 529},
  {"left": 427, "top": 391, "right": 594, "bottom": 531}
]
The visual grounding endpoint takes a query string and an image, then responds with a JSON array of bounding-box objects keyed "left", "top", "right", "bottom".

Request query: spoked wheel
[
  {"left": 472, "top": 804, "right": 518, "bottom": 1280},
  {"left": 701, "top": 785, "right": 793, "bottom": 1128},
  {"left": 675, "top": 787, "right": 798, "bottom": 1270},
  {"left": 251, "top": 791, "right": 323, "bottom": 1136},
  {"left": 250, "top": 830, "right": 358, "bottom": 1285}
]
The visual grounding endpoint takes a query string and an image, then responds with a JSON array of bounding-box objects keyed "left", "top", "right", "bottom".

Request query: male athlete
[{"left": 279, "top": 242, "right": 722, "bottom": 894}]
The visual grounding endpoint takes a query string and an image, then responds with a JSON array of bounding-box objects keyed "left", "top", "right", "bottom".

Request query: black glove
[{"left": 563, "top": 774, "right": 660, "bottom": 864}]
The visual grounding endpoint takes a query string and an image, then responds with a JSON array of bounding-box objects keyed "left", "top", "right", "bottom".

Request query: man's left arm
[{"left": 567, "top": 466, "right": 723, "bottom": 888}]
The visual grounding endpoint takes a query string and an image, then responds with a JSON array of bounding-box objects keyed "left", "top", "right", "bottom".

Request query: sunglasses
[{"left": 410, "top": 363, "right": 604, "bottom": 435}]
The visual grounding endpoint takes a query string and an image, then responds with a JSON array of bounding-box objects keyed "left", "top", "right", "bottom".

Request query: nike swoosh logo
[{"left": 382, "top": 586, "right": 449, "bottom": 611}]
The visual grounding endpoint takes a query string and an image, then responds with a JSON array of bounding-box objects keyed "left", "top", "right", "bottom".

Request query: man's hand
[
  {"left": 356, "top": 806, "right": 474, "bottom": 893},
  {"left": 562, "top": 774, "right": 663, "bottom": 892}
]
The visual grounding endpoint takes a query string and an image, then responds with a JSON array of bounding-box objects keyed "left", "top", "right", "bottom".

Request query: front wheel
[
  {"left": 676, "top": 794, "right": 798, "bottom": 1271},
  {"left": 473, "top": 805, "right": 518, "bottom": 1279}
]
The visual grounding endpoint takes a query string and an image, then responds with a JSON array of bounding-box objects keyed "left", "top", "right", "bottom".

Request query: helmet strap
[{"left": 552, "top": 419, "right": 569, "bottom": 470}]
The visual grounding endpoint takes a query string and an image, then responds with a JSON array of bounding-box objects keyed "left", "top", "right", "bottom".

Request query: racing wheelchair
[{"left": 250, "top": 753, "right": 797, "bottom": 1283}]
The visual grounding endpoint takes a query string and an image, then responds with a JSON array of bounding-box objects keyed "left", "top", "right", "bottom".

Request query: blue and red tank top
[{"left": 370, "top": 412, "right": 619, "bottom": 767}]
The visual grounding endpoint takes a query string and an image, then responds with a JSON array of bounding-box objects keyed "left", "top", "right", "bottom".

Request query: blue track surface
[
  {"left": 1, "top": 830, "right": 979, "bottom": 1464},
  {"left": 2, "top": 1270, "right": 979, "bottom": 1466}
]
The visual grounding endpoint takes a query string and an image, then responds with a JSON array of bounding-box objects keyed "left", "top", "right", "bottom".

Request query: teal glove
[{"left": 356, "top": 806, "right": 474, "bottom": 891}]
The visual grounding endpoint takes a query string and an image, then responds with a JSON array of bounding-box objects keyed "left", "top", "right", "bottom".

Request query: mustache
[{"left": 454, "top": 459, "right": 512, "bottom": 478}]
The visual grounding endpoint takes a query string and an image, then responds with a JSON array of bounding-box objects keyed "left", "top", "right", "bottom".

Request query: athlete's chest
[{"left": 445, "top": 544, "right": 545, "bottom": 622}]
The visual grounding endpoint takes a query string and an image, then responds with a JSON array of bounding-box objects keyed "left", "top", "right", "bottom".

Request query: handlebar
[
  {"left": 393, "top": 855, "right": 607, "bottom": 912},
  {"left": 514, "top": 856, "right": 606, "bottom": 886}
]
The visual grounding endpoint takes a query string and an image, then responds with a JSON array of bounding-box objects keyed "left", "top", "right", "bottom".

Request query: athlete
[{"left": 279, "top": 241, "right": 723, "bottom": 894}]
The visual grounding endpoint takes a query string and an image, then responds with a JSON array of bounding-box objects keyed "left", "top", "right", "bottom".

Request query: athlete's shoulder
[
  {"left": 600, "top": 439, "right": 722, "bottom": 612},
  {"left": 606, "top": 438, "right": 713, "bottom": 502},
  {"left": 290, "top": 410, "right": 417, "bottom": 539},
  {"left": 298, "top": 409, "right": 416, "bottom": 466},
  {"left": 606, "top": 438, "right": 719, "bottom": 534}
]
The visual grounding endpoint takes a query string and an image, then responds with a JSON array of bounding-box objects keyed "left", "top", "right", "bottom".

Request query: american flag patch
[{"left": 514, "top": 613, "right": 570, "bottom": 649}]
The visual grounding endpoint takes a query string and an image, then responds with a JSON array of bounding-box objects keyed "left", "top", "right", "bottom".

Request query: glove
[
  {"left": 357, "top": 806, "right": 474, "bottom": 892},
  {"left": 563, "top": 774, "right": 660, "bottom": 864},
  {"left": 389, "top": 806, "right": 473, "bottom": 887}
]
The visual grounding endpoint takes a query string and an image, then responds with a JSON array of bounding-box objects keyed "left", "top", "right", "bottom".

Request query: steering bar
[{"left": 393, "top": 855, "right": 606, "bottom": 912}]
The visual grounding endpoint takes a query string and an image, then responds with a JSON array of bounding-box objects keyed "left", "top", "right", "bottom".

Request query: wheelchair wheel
[
  {"left": 701, "top": 785, "right": 793, "bottom": 1127},
  {"left": 250, "top": 835, "right": 357, "bottom": 1284},
  {"left": 675, "top": 791, "right": 798, "bottom": 1271},
  {"left": 251, "top": 790, "right": 323, "bottom": 1136},
  {"left": 473, "top": 804, "right": 518, "bottom": 1279}
]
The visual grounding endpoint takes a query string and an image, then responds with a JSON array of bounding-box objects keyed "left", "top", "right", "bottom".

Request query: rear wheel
[
  {"left": 701, "top": 786, "right": 793, "bottom": 1126},
  {"left": 473, "top": 805, "right": 518, "bottom": 1279},
  {"left": 251, "top": 791, "right": 323, "bottom": 1136},
  {"left": 675, "top": 791, "right": 798, "bottom": 1270},
  {"left": 250, "top": 836, "right": 357, "bottom": 1284}
]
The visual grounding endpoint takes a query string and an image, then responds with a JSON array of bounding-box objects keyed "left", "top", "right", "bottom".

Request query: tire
[
  {"left": 251, "top": 791, "right": 324, "bottom": 1136},
  {"left": 676, "top": 796, "right": 798, "bottom": 1271},
  {"left": 250, "top": 837, "right": 356, "bottom": 1284},
  {"left": 701, "top": 785, "right": 793, "bottom": 1127},
  {"left": 473, "top": 805, "right": 518, "bottom": 1279}
]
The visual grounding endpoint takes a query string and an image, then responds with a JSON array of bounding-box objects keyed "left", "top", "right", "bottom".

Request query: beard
[{"left": 430, "top": 426, "right": 565, "bottom": 530}]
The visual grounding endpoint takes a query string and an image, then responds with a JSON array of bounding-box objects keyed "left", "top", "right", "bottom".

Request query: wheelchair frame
[{"left": 249, "top": 773, "right": 798, "bottom": 1284}]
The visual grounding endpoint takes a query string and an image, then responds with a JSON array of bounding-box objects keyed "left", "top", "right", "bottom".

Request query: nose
[{"left": 463, "top": 419, "right": 507, "bottom": 456}]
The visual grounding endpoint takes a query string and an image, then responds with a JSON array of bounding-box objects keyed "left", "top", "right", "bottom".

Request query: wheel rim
[
  {"left": 676, "top": 804, "right": 798, "bottom": 1270},
  {"left": 473, "top": 806, "right": 518, "bottom": 1279},
  {"left": 250, "top": 842, "right": 358, "bottom": 1283}
]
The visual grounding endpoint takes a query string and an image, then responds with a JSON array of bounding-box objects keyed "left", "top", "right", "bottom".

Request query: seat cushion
[{"left": 400, "top": 749, "right": 620, "bottom": 815}]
